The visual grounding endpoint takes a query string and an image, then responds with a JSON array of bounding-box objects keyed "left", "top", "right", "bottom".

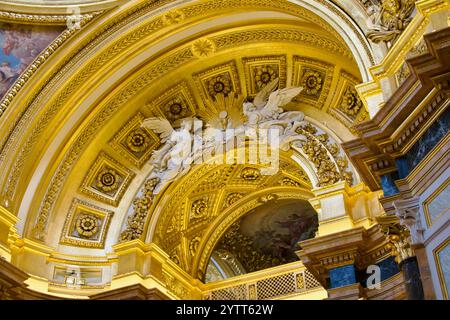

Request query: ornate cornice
[
  {"left": 343, "top": 27, "right": 450, "bottom": 190},
  {"left": 0, "top": 10, "right": 102, "bottom": 25},
  {"left": 297, "top": 224, "right": 394, "bottom": 287}
]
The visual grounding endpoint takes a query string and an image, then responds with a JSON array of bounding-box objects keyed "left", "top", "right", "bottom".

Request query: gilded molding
[
  {"left": 58, "top": 198, "right": 114, "bottom": 249},
  {"left": 212, "top": 28, "right": 352, "bottom": 59},
  {"left": 433, "top": 236, "right": 450, "bottom": 299},
  {"left": 423, "top": 177, "right": 450, "bottom": 227},
  {"left": 0, "top": 10, "right": 102, "bottom": 25},
  {"left": 31, "top": 47, "right": 195, "bottom": 241}
]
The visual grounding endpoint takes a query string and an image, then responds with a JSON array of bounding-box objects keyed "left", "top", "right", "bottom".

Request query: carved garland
[
  {"left": 296, "top": 123, "right": 354, "bottom": 186},
  {"left": 119, "top": 178, "right": 159, "bottom": 241}
]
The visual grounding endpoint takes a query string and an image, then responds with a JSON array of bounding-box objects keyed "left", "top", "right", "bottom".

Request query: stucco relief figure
[
  {"left": 243, "top": 78, "right": 304, "bottom": 126},
  {"left": 367, "top": 0, "right": 415, "bottom": 43},
  {"left": 243, "top": 78, "right": 307, "bottom": 151},
  {"left": 142, "top": 78, "right": 306, "bottom": 193},
  {"left": 142, "top": 117, "right": 199, "bottom": 193}
]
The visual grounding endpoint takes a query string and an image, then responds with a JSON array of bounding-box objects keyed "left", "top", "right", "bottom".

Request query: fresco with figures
[
  {"left": 0, "top": 22, "right": 62, "bottom": 100},
  {"left": 216, "top": 199, "right": 318, "bottom": 273}
]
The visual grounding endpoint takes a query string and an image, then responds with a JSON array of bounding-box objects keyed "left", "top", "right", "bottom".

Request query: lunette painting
[{"left": 0, "top": 22, "right": 62, "bottom": 100}]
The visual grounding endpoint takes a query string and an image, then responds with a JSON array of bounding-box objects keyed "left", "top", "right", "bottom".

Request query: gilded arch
[{"left": 0, "top": 0, "right": 375, "bottom": 289}]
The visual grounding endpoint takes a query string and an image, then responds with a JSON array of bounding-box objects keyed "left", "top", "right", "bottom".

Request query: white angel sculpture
[
  {"left": 141, "top": 77, "right": 308, "bottom": 193},
  {"left": 243, "top": 78, "right": 305, "bottom": 126},
  {"left": 141, "top": 117, "right": 199, "bottom": 193},
  {"left": 243, "top": 78, "right": 307, "bottom": 150}
]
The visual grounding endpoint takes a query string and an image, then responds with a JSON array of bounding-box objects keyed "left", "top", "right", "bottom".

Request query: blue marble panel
[
  {"left": 396, "top": 157, "right": 410, "bottom": 179},
  {"left": 380, "top": 172, "right": 400, "bottom": 197},
  {"left": 400, "top": 257, "right": 424, "bottom": 299},
  {"left": 359, "top": 256, "right": 400, "bottom": 288},
  {"left": 377, "top": 256, "right": 400, "bottom": 282},
  {"left": 329, "top": 264, "right": 356, "bottom": 289},
  {"left": 406, "top": 108, "right": 450, "bottom": 170}
]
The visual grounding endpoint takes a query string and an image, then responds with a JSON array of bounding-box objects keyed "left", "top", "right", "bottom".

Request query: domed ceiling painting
[
  {"left": 206, "top": 199, "right": 318, "bottom": 282},
  {"left": 0, "top": 22, "right": 62, "bottom": 99}
]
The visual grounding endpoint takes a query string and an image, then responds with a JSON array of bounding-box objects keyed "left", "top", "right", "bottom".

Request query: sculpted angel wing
[
  {"left": 270, "top": 86, "right": 303, "bottom": 107},
  {"left": 141, "top": 117, "right": 174, "bottom": 143},
  {"left": 261, "top": 86, "right": 303, "bottom": 118},
  {"left": 253, "top": 77, "right": 279, "bottom": 108},
  {"left": 400, "top": 0, "right": 415, "bottom": 16}
]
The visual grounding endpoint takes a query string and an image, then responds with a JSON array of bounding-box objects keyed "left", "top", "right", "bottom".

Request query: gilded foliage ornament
[
  {"left": 254, "top": 65, "right": 278, "bottom": 90},
  {"left": 301, "top": 70, "right": 323, "bottom": 96},
  {"left": 163, "top": 97, "right": 190, "bottom": 121},
  {"left": 162, "top": 10, "right": 185, "bottom": 26},
  {"left": 191, "top": 38, "right": 216, "bottom": 58},
  {"left": 126, "top": 128, "right": 150, "bottom": 153},
  {"left": 240, "top": 167, "right": 261, "bottom": 181},
  {"left": 95, "top": 168, "right": 120, "bottom": 193},
  {"left": 224, "top": 193, "right": 244, "bottom": 208},
  {"left": 395, "top": 62, "right": 411, "bottom": 87},
  {"left": 75, "top": 214, "right": 99, "bottom": 238},
  {"left": 120, "top": 177, "right": 160, "bottom": 242},
  {"left": 59, "top": 198, "right": 113, "bottom": 248},
  {"left": 296, "top": 124, "right": 354, "bottom": 186},
  {"left": 171, "top": 253, "right": 181, "bottom": 266},
  {"left": 207, "top": 74, "right": 232, "bottom": 97},
  {"left": 191, "top": 198, "right": 208, "bottom": 219},
  {"left": 280, "top": 177, "right": 301, "bottom": 187},
  {"left": 339, "top": 86, "right": 363, "bottom": 118},
  {"left": 189, "top": 236, "right": 202, "bottom": 257}
]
